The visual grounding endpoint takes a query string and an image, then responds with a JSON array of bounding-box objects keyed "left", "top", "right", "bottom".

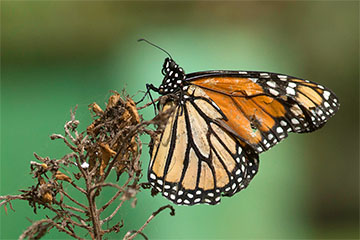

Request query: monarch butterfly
[{"left": 140, "top": 40, "right": 340, "bottom": 206}]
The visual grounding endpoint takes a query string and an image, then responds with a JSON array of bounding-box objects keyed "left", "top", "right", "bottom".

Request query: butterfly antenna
[{"left": 138, "top": 38, "right": 173, "bottom": 59}]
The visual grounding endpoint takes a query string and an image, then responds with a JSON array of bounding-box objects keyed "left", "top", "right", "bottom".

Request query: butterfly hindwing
[{"left": 148, "top": 86, "right": 259, "bottom": 205}]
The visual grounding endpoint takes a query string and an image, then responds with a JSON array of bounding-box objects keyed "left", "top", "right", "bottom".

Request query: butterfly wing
[
  {"left": 148, "top": 86, "right": 259, "bottom": 205},
  {"left": 187, "top": 71, "right": 340, "bottom": 153}
]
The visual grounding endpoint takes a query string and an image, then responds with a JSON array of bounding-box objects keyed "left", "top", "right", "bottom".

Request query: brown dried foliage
[{"left": 0, "top": 91, "right": 175, "bottom": 240}]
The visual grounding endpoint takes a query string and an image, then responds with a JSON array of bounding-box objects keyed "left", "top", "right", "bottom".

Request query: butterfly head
[{"left": 158, "top": 58, "right": 186, "bottom": 95}]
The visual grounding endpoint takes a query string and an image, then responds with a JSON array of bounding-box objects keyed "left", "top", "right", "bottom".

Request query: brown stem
[{"left": 86, "top": 178, "right": 102, "bottom": 239}]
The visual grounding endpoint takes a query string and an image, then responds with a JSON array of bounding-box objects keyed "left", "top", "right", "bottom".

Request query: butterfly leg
[
  {"left": 136, "top": 84, "right": 157, "bottom": 104},
  {"left": 136, "top": 84, "right": 159, "bottom": 114}
]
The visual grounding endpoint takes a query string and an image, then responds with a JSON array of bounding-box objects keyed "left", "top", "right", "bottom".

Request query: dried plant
[{"left": 0, "top": 91, "right": 175, "bottom": 240}]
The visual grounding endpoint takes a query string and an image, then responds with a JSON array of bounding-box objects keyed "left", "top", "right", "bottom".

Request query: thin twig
[
  {"left": 98, "top": 177, "right": 133, "bottom": 214},
  {"left": 98, "top": 189, "right": 122, "bottom": 214},
  {"left": 136, "top": 97, "right": 160, "bottom": 110},
  {"left": 89, "top": 182, "right": 125, "bottom": 194},
  {"left": 60, "top": 189, "right": 88, "bottom": 210},
  {"left": 50, "top": 134, "right": 78, "bottom": 152},
  {"left": 125, "top": 230, "right": 148, "bottom": 240},
  {"left": 72, "top": 152, "right": 88, "bottom": 184},
  {"left": 0, "top": 195, "right": 25, "bottom": 207},
  {"left": 64, "top": 120, "right": 78, "bottom": 144},
  {"left": 69, "top": 181, "right": 87, "bottom": 194},
  {"left": 61, "top": 203, "right": 86, "bottom": 214},
  {"left": 19, "top": 218, "right": 84, "bottom": 240},
  {"left": 124, "top": 205, "right": 175, "bottom": 240},
  {"left": 101, "top": 199, "right": 126, "bottom": 225}
]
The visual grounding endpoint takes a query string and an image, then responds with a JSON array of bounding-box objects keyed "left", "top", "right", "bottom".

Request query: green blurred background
[{"left": 1, "top": 1, "right": 358, "bottom": 239}]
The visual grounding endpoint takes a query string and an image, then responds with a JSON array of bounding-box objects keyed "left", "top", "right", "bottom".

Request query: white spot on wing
[
  {"left": 291, "top": 118, "right": 300, "bottom": 124},
  {"left": 268, "top": 134, "right": 274, "bottom": 140},
  {"left": 286, "top": 87, "right": 296, "bottom": 95},
  {"left": 269, "top": 88, "right": 279, "bottom": 96},
  {"left": 280, "top": 120, "right": 287, "bottom": 126},
  {"left": 288, "top": 82, "right": 297, "bottom": 88},
  {"left": 276, "top": 127, "right": 284, "bottom": 133},
  {"left": 266, "top": 80, "right": 276, "bottom": 88},
  {"left": 323, "top": 91, "right": 331, "bottom": 100}
]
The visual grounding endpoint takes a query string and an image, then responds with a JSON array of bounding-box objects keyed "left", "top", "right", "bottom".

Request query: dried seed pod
[{"left": 42, "top": 192, "right": 53, "bottom": 204}]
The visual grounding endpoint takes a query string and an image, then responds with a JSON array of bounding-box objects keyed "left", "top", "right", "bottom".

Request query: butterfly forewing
[
  {"left": 148, "top": 86, "right": 259, "bottom": 205},
  {"left": 188, "top": 71, "right": 340, "bottom": 153}
]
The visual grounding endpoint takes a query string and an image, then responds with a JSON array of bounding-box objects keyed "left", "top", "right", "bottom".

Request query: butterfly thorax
[{"left": 158, "top": 58, "right": 186, "bottom": 95}]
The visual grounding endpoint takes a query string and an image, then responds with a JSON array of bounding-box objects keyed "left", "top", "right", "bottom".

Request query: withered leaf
[
  {"left": 88, "top": 103, "right": 104, "bottom": 116},
  {"left": 107, "top": 93, "right": 122, "bottom": 110},
  {"left": 55, "top": 171, "right": 72, "bottom": 183},
  {"left": 99, "top": 143, "right": 116, "bottom": 176}
]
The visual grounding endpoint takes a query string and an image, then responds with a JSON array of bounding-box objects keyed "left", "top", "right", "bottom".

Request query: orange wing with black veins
[{"left": 188, "top": 72, "right": 339, "bottom": 153}]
